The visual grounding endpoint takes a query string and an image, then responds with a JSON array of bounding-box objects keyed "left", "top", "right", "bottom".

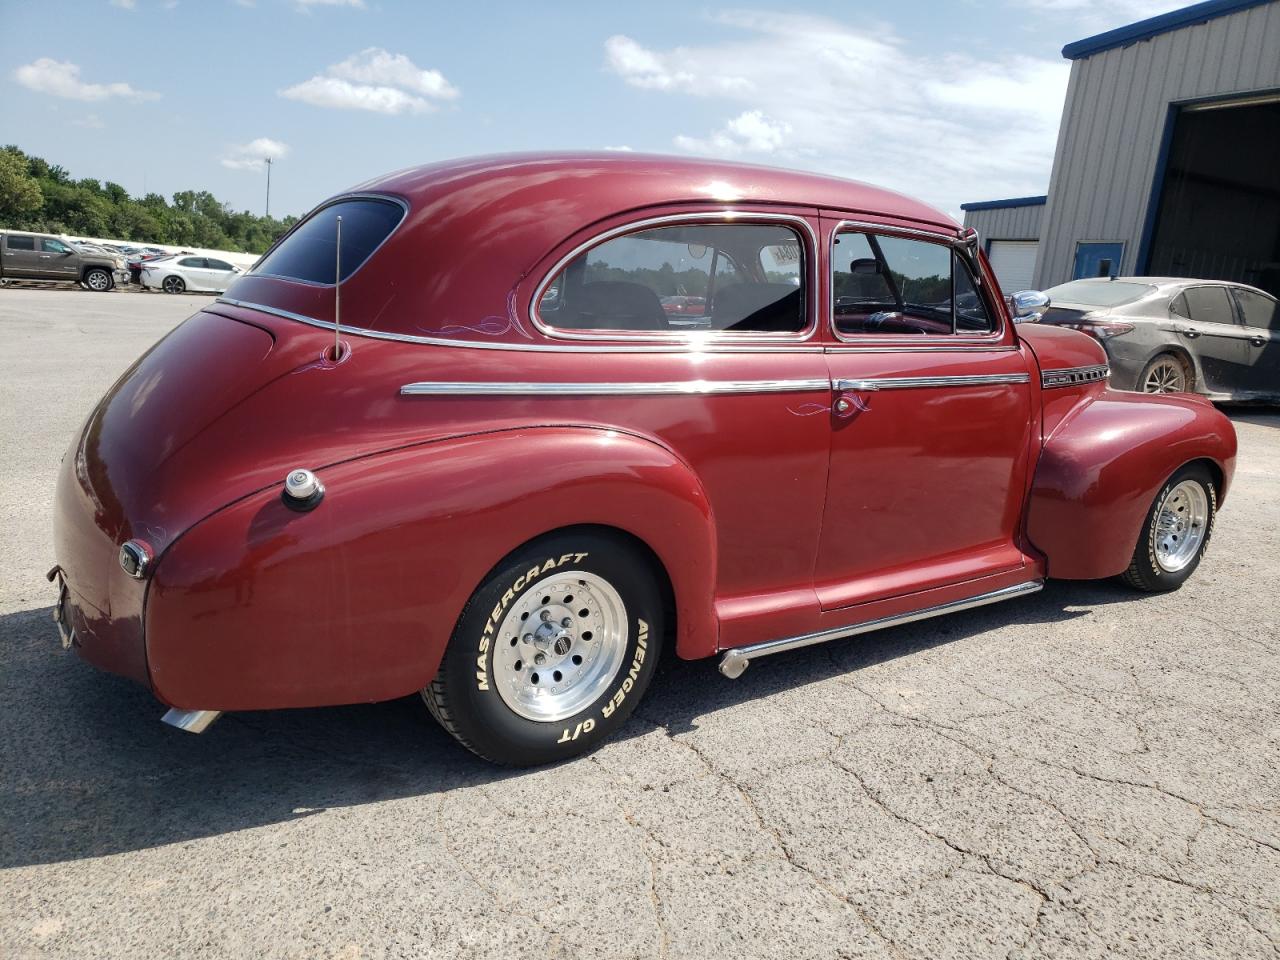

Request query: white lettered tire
[{"left": 424, "top": 529, "right": 664, "bottom": 765}]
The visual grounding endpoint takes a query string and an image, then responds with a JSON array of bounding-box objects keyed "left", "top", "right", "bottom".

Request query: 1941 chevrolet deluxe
[{"left": 50, "top": 153, "right": 1237, "bottom": 765}]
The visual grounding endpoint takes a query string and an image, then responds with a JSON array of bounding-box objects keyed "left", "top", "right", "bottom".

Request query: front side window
[
  {"left": 206, "top": 258, "right": 235, "bottom": 272},
  {"left": 833, "top": 230, "right": 992, "bottom": 336},
  {"left": 537, "top": 222, "right": 807, "bottom": 335},
  {"left": 41, "top": 238, "right": 71, "bottom": 254},
  {"left": 254, "top": 196, "right": 405, "bottom": 285},
  {"left": 1233, "top": 288, "right": 1279, "bottom": 331}
]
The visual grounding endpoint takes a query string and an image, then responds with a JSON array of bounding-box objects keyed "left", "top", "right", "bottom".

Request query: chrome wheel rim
[
  {"left": 86, "top": 272, "right": 109, "bottom": 290},
  {"left": 1154, "top": 480, "right": 1209, "bottom": 572},
  {"left": 163, "top": 277, "right": 182, "bottom": 294},
  {"left": 1143, "top": 358, "right": 1185, "bottom": 393},
  {"left": 493, "top": 570, "right": 628, "bottom": 723}
]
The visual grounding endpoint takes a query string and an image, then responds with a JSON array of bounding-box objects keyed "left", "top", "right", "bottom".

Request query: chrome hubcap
[
  {"left": 493, "top": 571, "right": 628, "bottom": 722},
  {"left": 1143, "top": 359, "right": 1184, "bottom": 393},
  {"left": 87, "top": 273, "right": 108, "bottom": 290},
  {"left": 1154, "top": 480, "right": 1209, "bottom": 572},
  {"left": 164, "top": 278, "right": 181, "bottom": 293}
]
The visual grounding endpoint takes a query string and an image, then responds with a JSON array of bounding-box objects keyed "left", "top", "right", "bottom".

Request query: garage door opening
[
  {"left": 987, "top": 240, "right": 1039, "bottom": 292},
  {"left": 1146, "top": 95, "right": 1280, "bottom": 297}
]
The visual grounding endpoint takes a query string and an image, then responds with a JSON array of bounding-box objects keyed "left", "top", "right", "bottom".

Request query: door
[
  {"left": 818, "top": 220, "right": 1035, "bottom": 610},
  {"left": 1072, "top": 242, "right": 1124, "bottom": 279},
  {"left": 1231, "top": 286, "right": 1280, "bottom": 395},
  {"left": 177, "top": 257, "right": 210, "bottom": 290},
  {"left": 987, "top": 240, "right": 1038, "bottom": 292},
  {"left": 39, "top": 238, "right": 80, "bottom": 280},
  {"left": 1169, "top": 286, "right": 1249, "bottom": 393},
  {"left": 205, "top": 258, "right": 238, "bottom": 292},
  {"left": 1, "top": 234, "right": 42, "bottom": 278}
]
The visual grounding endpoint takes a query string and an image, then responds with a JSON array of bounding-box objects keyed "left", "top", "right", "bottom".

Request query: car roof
[{"left": 1058, "top": 277, "right": 1276, "bottom": 300}]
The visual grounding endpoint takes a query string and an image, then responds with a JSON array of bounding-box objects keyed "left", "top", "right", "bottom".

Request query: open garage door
[
  {"left": 1146, "top": 96, "right": 1280, "bottom": 297},
  {"left": 987, "top": 240, "right": 1039, "bottom": 292}
]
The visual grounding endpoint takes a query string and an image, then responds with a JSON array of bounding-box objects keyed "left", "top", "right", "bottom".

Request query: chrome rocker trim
[
  {"left": 161, "top": 708, "right": 223, "bottom": 734},
  {"left": 718, "top": 579, "right": 1044, "bottom": 678},
  {"left": 1041, "top": 364, "right": 1110, "bottom": 389},
  {"left": 836, "top": 373, "right": 1030, "bottom": 391},
  {"left": 400, "top": 379, "right": 831, "bottom": 397}
]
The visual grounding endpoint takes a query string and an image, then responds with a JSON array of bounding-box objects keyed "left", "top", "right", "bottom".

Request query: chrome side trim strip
[
  {"left": 213, "top": 298, "right": 827, "bottom": 353},
  {"left": 718, "top": 580, "right": 1043, "bottom": 678},
  {"left": 1041, "top": 364, "right": 1110, "bottom": 389},
  {"left": 528, "top": 211, "right": 821, "bottom": 344},
  {"left": 401, "top": 378, "right": 831, "bottom": 397},
  {"left": 161, "top": 708, "right": 223, "bottom": 734},
  {"left": 836, "top": 373, "right": 1030, "bottom": 391}
]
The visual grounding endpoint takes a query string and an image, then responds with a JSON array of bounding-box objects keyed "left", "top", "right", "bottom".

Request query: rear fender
[
  {"left": 1026, "top": 390, "right": 1236, "bottom": 580},
  {"left": 146, "top": 426, "right": 716, "bottom": 710}
]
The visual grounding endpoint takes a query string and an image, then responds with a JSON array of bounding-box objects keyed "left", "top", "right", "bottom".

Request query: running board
[{"left": 718, "top": 580, "right": 1043, "bottom": 679}]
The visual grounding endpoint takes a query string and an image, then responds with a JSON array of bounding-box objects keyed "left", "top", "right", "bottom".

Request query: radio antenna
[{"left": 332, "top": 215, "right": 343, "bottom": 360}]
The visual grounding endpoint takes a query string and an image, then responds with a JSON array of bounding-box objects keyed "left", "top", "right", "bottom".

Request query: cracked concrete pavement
[{"left": 1, "top": 287, "right": 1277, "bottom": 959}]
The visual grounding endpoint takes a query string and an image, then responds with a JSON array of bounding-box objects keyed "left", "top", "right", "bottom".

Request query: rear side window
[
  {"left": 537, "top": 222, "right": 807, "bottom": 335},
  {"left": 179, "top": 257, "right": 205, "bottom": 268},
  {"left": 254, "top": 197, "right": 405, "bottom": 285},
  {"left": 833, "top": 231, "right": 992, "bottom": 336},
  {"left": 5, "top": 235, "right": 35, "bottom": 251},
  {"left": 1182, "top": 286, "right": 1235, "bottom": 325},
  {"left": 1234, "top": 288, "right": 1279, "bottom": 331}
]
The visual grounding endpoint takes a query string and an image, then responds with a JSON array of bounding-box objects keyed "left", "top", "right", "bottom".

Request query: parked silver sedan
[{"left": 1028, "top": 277, "right": 1279, "bottom": 402}]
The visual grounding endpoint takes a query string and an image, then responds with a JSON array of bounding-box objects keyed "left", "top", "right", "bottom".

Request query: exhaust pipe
[{"left": 161, "top": 708, "right": 222, "bottom": 734}]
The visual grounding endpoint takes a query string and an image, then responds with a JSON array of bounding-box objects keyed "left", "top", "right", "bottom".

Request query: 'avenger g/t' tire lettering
[{"left": 423, "top": 530, "right": 664, "bottom": 765}]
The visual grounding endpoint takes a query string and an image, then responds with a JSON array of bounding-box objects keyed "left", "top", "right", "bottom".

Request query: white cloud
[
  {"left": 73, "top": 114, "right": 105, "bottom": 129},
  {"left": 221, "top": 137, "right": 289, "bottom": 171},
  {"left": 603, "top": 145, "right": 634, "bottom": 152},
  {"left": 14, "top": 58, "right": 159, "bottom": 102},
  {"left": 109, "top": 0, "right": 137, "bottom": 8},
  {"left": 675, "top": 110, "right": 791, "bottom": 156},
  {"left": 604, "top": 12, "right": 1070, "bottom": 215},
  {"left": 280, "top": 48, "right": 457, "bottom": 115}
]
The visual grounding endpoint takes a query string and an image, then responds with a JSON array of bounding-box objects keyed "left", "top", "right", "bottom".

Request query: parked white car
[{"left": 140, "top": 255, "right": 242, "bottom": 294}]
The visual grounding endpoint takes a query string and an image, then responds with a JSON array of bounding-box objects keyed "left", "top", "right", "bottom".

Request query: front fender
[
  {"left": 145, "top": 426, "right": 716, "bottom": 711},
  {"left": 1026, "top": 390, "right": 1236, "bottom": 580}
]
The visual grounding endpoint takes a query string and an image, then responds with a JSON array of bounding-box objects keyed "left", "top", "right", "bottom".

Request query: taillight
[{"left": 1064, "top": 320, "right": 1134, "bottom": 340}]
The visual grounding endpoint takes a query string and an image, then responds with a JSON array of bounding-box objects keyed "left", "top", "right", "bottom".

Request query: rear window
[
  {"left": 5, "top": 235, "right": 35, "bottom": 251},
  {"left": 253, "top": 197, "right": 405, "bottom": 285},
  {"left": 1044, "top": 280, "right": 1154, "bottom": 307}
]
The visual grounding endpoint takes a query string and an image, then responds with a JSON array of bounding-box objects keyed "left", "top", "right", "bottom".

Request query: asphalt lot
[{"left": 1, "top": 285, "right": 1277, "bottom": 959}]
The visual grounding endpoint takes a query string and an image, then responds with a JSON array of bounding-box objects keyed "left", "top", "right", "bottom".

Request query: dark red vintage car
[{"left": 50, "top": 153, "right": 1237, "bottom": 765}]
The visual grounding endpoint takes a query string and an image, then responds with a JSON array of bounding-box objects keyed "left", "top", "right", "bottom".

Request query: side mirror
[
  {"left": 1011, "top": 290, "right": 1050, "bottom": 323},
  {"left": 849, "top": 258, "right": 881, "bottom": 276}
]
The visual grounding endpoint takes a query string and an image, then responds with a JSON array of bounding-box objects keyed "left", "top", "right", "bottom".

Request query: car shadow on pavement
[
  {"left": 0, "top": 578, "right": 1135, "bottom": 868},
  {"left": 1226, "top": 406, "right": 1280, "bottom": 429}
]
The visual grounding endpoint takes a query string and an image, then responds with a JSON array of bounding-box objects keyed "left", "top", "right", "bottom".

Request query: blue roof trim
[
  {"left": 959, "top": 195, "right": 1048, "bottom": 212},
  {"left": 1062, "top": 0, "right": 1274, "bottom": 60}
]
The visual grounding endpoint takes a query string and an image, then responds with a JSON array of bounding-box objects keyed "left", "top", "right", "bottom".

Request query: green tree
[{"left": 0, "top": 149, "right": 44, "bottom": 223}]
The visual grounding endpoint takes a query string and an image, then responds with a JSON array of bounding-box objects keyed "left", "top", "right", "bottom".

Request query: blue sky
[{"left": 1, "top": 0, "right": 1186, "bottom": 219}]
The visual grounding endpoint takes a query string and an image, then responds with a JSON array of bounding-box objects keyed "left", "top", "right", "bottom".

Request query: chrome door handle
[
  {"left": 835, "top": 379, "right": 881, "bottom": 391},
  {"left": 1250, "top": 336, "right": 1266, "bottom": 347},
  {"left": 1178, "top": 327, "right": 1200, "bottom": 338}
]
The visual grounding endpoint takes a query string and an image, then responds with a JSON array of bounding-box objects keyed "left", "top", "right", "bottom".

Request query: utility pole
[{"left": 264, "top": 157, "right": 273, "bottom": 218}]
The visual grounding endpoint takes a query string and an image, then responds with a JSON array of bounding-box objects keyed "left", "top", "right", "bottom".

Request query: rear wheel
[
  {"left": 424, "top": 530, "right": 664, "bottom": 765},
  {"left": 162, "top": 275, "right": 185, "bottom": 294},
  {"left": 83, "top": 268, "right": 112, "bottom": 292},
  {"left": 1139, "top": 353, "right": 1190, "bottom": 393},
  {"left": 1121, "top": 463, "right": 1216, "bottom": 592}
]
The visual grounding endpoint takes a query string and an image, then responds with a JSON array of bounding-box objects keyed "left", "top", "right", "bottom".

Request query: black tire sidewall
[
  {"left": 1131, "top": 464, "right": 1216, "bottom": 590},
  {"left": 436, "top": 532, "right": 663, "bottom": 765}
]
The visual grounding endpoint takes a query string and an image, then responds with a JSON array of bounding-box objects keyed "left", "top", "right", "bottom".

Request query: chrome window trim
[
  {"left": 213, "top": 297, "right": 828, "bottom": 353},
  {"left": 401, "top": 378, "right": 831, "bottom": 397},
  {"left": 836, "top": 373, "right": 1030, "bottom": 392},
  {"left": 827, "top": 219, "right": 1007, "bottom": 348},
  {"left": 528, "top": 211, "right": 819, "bottom": 344},
  {"left": 1040, "top": 364, "right": 1111, "bottom": 389},
  {"left": 247, "top": 192, "right": 409, "bottom": 288}
]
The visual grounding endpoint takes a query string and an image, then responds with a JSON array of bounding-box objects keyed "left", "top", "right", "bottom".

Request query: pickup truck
[{"left": 0, "top": 231, "right": 131, "bottom": 291}]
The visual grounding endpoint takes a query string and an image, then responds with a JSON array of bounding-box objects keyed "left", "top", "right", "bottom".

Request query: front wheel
[
  {"left": 1122, "top": 464, "right": 1216, "bottom": 592},
  {"left": 162, "top": 275, "right": 186, "bottom": 294},
  {"left": 424, "top": 530, "right": 664, "bottom": 765},
  {"left": 83, "top": 268, "right": 112, "bottom": 292}
]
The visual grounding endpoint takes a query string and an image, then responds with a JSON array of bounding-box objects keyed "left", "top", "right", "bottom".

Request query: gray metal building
[{"left": 964, "top": 0, "right": 1280, "bottom": 297}]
